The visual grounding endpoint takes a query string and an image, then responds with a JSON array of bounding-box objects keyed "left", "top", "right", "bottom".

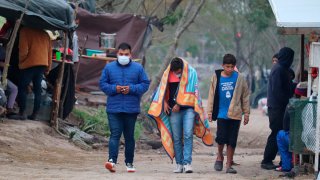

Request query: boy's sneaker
[
  {"left": 126, "top": 163, "right": 136, "bottom": 173},
  {"left": 105, "top": 159, "right": 116, "bottom": 173},
  {"left": 173, "top": 164, "right": 183, "bottom": 173},
  {"left": 183, "top": 164, "right": 193, "bottom": 173}
]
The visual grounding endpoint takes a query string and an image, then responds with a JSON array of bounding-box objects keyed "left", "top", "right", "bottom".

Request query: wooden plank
[
  {"left": 81, "top": 55, "right": 116, "bottom": 61},
  {"left": 278, "top": 27, "right": 320, "bottom": 35},
  {"left": 51, "top": 32, "right": 68, "bottom": 129},
  {"left": 80, "top": 55, "right": 141, "bottom": 62},
  {"left": 52, "top": 59, "right": 74, "bottom": 64},
  {"left": 300, "top": 34, "right": 305, "bottom": 82},
  {"left": 2, "top": 0, "right": 31, "bottom": 88}
]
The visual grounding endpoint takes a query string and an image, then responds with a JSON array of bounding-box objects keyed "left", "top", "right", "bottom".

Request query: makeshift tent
[
  {"left": 0, "top": 0, "right": 76, "bottom": 127},
  {"left": 0, "top": 0, "right": 75, "bottom": 31},
  {"left": 76, "top": 8, "right": 152, "bottom": 91}
]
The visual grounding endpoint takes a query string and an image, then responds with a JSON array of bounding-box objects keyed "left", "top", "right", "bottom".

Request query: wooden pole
[
  {"left": 59, "top": 66, "right": 70, "bottom": 118},
  {"left": 51, "top": 32, "right": 68, "bottom": 129},
  {"left": 2, "top": 0, "right": 31, "bottom": 88},
  {"left": 300, "top": 34, "right": 305, "bottom": 81},
  {"left": 74, "top": 35, "right": 88, "bottom": 84}
]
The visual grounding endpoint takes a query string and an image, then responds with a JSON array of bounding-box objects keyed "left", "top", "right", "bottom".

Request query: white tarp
[{"left": 269, "top": 0, "right": 320, "bottom": 28}]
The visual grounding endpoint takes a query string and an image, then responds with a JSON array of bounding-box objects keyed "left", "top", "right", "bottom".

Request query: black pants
[
  {"left": 262, "top": 107, "right": 286, "bottom": 164},
  {"left": 18, "top": 66, "right": 46, "bottom": 114},
  {"left": 215, "top": 119, "right": 241, "bottom": 148}
]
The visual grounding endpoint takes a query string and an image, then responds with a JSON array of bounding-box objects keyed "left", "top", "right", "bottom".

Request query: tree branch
[
  {"left": 177, "top": 0, "right": 204, "bottom": 37},
  {"left": 150, "top": 0, "right": 164, "bottom": 16},
  {"left": 118, "top": 0, "right": 132, "bottom": 13},
  {"left": 175, "top": 0, "right": 194, "bottom": 35},
  {"left": 2, "top": 0, "right": 31, "bottom": 88},
  {"left": 100, "top": 0, "right": 114, "bottom": 9},
  {"left": 142, "top": 1, "right": 148, "bottom": 15},
  {"left": 142, "top": 0, "right": 205, "bottom": 104},
  {"left": 167, "top": 0, "right": 183, "bottom": 14},
  {"left": 136, "top": 0, "right": 146, "bottom": 14}
]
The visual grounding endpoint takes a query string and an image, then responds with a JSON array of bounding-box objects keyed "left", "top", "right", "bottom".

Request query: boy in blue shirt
[{"left": 207, "top": 54, "right": 250, "bottom": 174}]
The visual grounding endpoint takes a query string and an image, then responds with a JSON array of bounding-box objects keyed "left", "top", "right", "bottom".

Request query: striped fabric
[{"left": 148, "top": 58, "right": 213, "bottom": 160}]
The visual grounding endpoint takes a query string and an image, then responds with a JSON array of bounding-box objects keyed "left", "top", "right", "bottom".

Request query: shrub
[{"left": 72, "top": 107, "right": 110, "bottom": 137}]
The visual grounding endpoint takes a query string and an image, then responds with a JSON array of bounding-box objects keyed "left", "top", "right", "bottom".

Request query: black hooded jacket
[{"left": 267, "top": 47, "right": 294, "bottom": 108}]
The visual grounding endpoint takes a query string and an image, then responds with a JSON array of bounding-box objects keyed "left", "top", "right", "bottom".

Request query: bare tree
[
  {"left": 118, "top": 0, "right": 132, "bottom": 13},
  {"left": 150, "top": 0, "right": 164, "bottom": 16},
  {"left": 142, "top": 0, "right": 206, "bottom": 104},
  {"left": 96, "top": 0, "right": 125, "bottom": 13},
  {"left": 167, "top": 0, "right": 183, "bottom": 14}
]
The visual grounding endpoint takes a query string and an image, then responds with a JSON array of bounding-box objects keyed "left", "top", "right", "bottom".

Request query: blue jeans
[
  {"left": 6, "top": 80, "right": 18, "bottom": 109},
  {"left": 277, "top": 130, "right": 292, "bottom": 171},
  {"left": 170, "top": 108, "right": 195, "bottom": 165},
  {"left": 107, "top": 113, "right": 137, "bottom": 164}
]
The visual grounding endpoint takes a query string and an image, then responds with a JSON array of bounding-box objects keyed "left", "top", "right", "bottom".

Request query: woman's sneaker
[
  {"left": 173, "top": 164, "right": 183, "bottom": 173},
  {"left": 184, "top": 164, "right": 193, "bottom": 173},
  {"left": 275, "top": 166, "right": 282, "bottom": 172},
  {"left": 126, "top": 163, "right": 136, "bottom": 173},
  {"left": 105, "top": 159, "right": 116, "bottom": 173}
]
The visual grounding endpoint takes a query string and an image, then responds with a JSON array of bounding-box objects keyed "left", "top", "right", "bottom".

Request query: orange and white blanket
[{"left": 148, "top": 58, "right": 213, "bottom": 160}]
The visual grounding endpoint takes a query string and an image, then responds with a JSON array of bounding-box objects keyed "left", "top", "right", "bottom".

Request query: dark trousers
[
  {"left": 107, "top": 112, "right": 137, "bottom": 164},
  {"left": 18, "top": 66, "right": 46, "bottom": 114},
  {"left": 215, "top": 119, "right": 241, "bottom": 148},
  {"left": 262, "top": 107, "right": 286, "bottom": 164}
]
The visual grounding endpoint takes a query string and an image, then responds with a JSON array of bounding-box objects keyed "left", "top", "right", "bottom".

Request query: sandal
[
  {"left": 226, "top": 167, "right": 237, "bottom": 174},
  {"left": 231, "top": 161, "right": 240, "bottom": 166},
  {"left": 214, "top": 161, "right": 223, "bottom": 171}
]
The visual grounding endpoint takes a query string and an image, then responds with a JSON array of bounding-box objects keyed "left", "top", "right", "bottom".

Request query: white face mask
[{"left": 117, "top": 55, "right": 130, "bottom": 65}]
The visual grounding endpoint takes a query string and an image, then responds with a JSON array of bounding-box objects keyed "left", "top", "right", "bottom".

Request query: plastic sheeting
[
  {"left": 0, "top": 0, "right": 75, "bottom": 31},
  {"left": 75, "top": 9, "right": 151, "bottom": 91}
]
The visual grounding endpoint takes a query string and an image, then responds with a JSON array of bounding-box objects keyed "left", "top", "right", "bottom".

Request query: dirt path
[{"left": 0, "top": 110, "right": 314, "bottom": 179}]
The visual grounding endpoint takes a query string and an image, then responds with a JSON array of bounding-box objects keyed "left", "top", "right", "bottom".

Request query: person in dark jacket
[
  {"left": 100, "top": 42, "right": 150, "bottom": 173},
  {"left": 261, "top": 47, "right": 294, "bottom": 170}
]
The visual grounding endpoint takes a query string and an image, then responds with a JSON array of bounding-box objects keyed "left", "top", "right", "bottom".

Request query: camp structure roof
[
  {"left": 0, "top": 0, "right": 76, "bottom": 31},
  {"left": 269, "top": 0, "right": 320, "bottom": 34}
]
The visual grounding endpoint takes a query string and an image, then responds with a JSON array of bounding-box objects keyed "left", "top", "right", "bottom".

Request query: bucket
[
  {"left": 86, "top": 49, "right": 105, "bottom": 56},
  {"left": 99, "top": 33, "right": 116, "bottom": 49}
]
